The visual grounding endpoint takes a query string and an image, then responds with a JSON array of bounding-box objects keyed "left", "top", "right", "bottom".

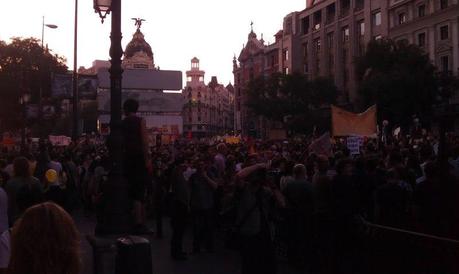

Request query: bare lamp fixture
[{"left": 93, "top": 0, "right": 112, "bottom": 23}]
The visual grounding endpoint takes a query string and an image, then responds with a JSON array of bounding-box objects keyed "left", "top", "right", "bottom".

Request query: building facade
[
  {"left": 80, "top": 27, "right": 184, "bottom": 140},
  {"left": 183, "top": 58, "right": 234, "bottom": 138},
  {"left": 233, "top": 30, "right": 269, "bottom": 137},
  {"left": 234, "top": 0, "right": 459, "bottom": 135}
]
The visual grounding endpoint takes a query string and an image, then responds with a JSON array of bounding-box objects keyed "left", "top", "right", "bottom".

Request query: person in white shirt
[{"left": 214, "top": 143, "right": 227, "bottom": 177}]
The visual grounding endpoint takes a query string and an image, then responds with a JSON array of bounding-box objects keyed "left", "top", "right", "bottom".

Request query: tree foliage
[
  {"left": 246, "top": 72, "right": 337, "bottom": 133},
  {"left": 356, "top": 39, "right": 440, "bottom": 126},
  {"left": 0, "top": 37, "right": 67, "bottom": 131}
]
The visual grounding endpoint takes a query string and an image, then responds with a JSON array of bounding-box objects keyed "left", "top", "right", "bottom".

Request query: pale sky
[{"left": 0, "top": 0, "right": 305, "bottom": 87}]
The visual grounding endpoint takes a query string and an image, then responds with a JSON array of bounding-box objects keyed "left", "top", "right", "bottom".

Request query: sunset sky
[{"left": 0, "top": 0, "right": 305, "bottom": 87}]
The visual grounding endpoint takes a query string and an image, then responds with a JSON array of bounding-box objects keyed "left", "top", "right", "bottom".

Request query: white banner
[{"left": 49, "top": 135, "right": 72, "bottom": 146}]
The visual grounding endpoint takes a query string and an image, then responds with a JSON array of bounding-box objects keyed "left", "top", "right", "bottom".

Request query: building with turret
[
  {"left": 234, "top": 0, "right": 459, "bottom": 137},
  {"left": 183, "top": 58, "right": 234, "bottom": 138}
]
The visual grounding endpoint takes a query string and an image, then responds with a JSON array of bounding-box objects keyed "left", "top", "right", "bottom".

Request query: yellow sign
[{"left": 225, "top": 136, "right": 241, "bottom": 144}]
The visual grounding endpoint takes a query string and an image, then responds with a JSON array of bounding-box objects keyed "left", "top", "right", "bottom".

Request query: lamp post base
[{"left": 95, "top": 171, "right": 132, "bottom": 236}]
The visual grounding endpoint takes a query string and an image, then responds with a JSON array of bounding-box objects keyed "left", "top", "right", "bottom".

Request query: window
[
  {"left": 303, "top": 43, "right": 308, "bottom": 60},
  {"left": 199, "top": 76, "right": 204, "bottom": 82},
  {"left": 357, "top": 20, "right": 365, "bottom": 36},
  {"left": 440, "top": 0, "right": 448, "bottom": 9},
  {"left": 301, "top": 16, "right": 310, "bottom": 35},
  {"left": 398, "top": 12, "right": 407, "bottom": 25},
  {"left": 189, "top": 116, "right": 192, "bottom": 122},
  {"left": 283, "top": 49, "right": 289, "bottom": 61},
  {"left": 314, "top": 38, "right": 321, "bottom": 53},
  {"left": 373, "top": 11, "right": 381, "bottom": 26},
  {"left": 198, "top": 116, "right": 201, "bottom": 122},
  {"left": 340, "top": 0, "right": 350, "bottom": 17},
  {"left": 440, "top": 25, "right": 449, "bottom": 40},
  {"left": 328, "top": 33, "right": 335, "bottom": 73},
  {"left": 197, "top": 92, "right": 201, "bottom": 98},
  {"left": 355, "top": 0, "right": 364, "bottom": 11},
  {"left": 342, "top": 26, "right": 350, "bottom": 42},
  {"left": 327, "top": 32, "right": 334, "bottom": 49},
  {"left": 326, "top": 4, "right": 336, "bottom": 24},
  {"left": 198, "top": 125, "right": 202, "bottom": 130},
  {"left": 418, "top": 33, "right": 426, "bottom": 47},
  {"left": 133, "top": 64, "right": 148, "bottom": 69},
  {"left": 418, "top": 5, "right": 426, "bottom": 17},
  {"left": 187, "top": 76, "right": 192, "bottom": 82},
  {"left": 441, "top": 56, "right": 449, "bottom": 72},
  {"left": 313, "top": 10, "right": 322, "bottom": 30}
]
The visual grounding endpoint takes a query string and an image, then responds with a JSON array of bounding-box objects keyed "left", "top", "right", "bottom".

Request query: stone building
[
  {"left": 233, "top": 28, "right": 270, "bottom": 137},
  {"left": 233, "top": 0, "right": 459, "bottom": 136},
  {"left": 183, "top": 58, "right": 234, "bottom": 138},
  {"left": 80, "top": 26, "right": 184, "bottom": 139}
]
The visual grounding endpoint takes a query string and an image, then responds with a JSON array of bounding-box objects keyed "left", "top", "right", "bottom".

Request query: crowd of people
[{"left": 0, "top": 101, "right": 458, "bottom": 274}]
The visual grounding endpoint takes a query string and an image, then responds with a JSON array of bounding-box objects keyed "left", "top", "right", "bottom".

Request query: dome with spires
[
  {"left": 125, "top": 29, "right": 153, "bottom": 58},
  {"left": 123, "top": 29, "right": 155, "bottom": 69}
]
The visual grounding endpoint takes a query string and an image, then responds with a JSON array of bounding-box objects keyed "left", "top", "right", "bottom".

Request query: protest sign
[
  {"left": 49, "top": 135, "right": 72, "bottom": 146},
  {"left": 347, "top": 136, "right": 364, "bottom": 155}
]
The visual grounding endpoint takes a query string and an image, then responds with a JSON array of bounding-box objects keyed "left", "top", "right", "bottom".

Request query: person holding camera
[
  {"left": 234, "top": 162, "right": 285, "bottom": 274},
  {"left": 190, "top": 157, "right": 218, "bottom": 253}
]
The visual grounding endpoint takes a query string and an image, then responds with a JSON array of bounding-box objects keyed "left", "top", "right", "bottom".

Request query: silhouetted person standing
[{"left": 122, "top": 99, "right": 153, "bottom": 234}]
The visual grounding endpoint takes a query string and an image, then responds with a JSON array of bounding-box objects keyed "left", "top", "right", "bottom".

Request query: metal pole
[
  {"left": 72, "top": 0, "right": 79, "bottom": 140},
  {"left": 95, "top": 0, "right": 131, "bottom": 235},
  {"left": 41, "top": 16, "right": 44, "bottom": 48},
  {"left": 21, "top": 100, "right": 26, "bottom": 153},
  {"left": 39, "top": 16, "right": 44, "bottom": 139}
]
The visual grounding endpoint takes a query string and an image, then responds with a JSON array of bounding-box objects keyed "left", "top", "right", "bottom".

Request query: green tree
[
  {"left": 356, "top": 39, "right": 438, "bottom": 126},
  {"left": 0, "top": 37, "right": 67, "bottom": 131},
  {"left": 246, "top": 72, "right": 337, "bottom": 133}
]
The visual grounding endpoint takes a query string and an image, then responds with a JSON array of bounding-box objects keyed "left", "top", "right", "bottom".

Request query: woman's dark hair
[
  {"left": 123, "top": 99, "right": 139, "bottom": 114},
  {"left": 8, "top": 202, "right": 80, "bottom": 274},
  {"left": 13, "top": 157, "right": 30, "bottom": 178}
]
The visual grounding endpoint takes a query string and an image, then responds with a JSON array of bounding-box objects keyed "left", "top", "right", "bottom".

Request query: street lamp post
[
  {"left": 94, "top": 0, "right": 131, "bottom": 235},
  {"left": 20, "top": 94, "right": 31, "bottom": 153},
  {"left": 39, "top": 17, "right": 57, "bottom": 139},
  {"left": 72, "top": 0, "right": 79, "bottom": 141}
]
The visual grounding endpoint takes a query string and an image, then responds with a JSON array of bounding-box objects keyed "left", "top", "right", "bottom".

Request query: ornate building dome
[{"left": 123, "top": 29, "right": 156, "bottom": 69}]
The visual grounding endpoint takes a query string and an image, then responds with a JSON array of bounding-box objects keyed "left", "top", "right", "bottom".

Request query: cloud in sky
[{"left": 0, "top": 0, "right": 305, "bottom": 86}]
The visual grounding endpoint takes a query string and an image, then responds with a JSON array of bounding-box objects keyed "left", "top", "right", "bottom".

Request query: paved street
[{"left": 75, "top": 212, "right": 303, "bottom": 274}]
